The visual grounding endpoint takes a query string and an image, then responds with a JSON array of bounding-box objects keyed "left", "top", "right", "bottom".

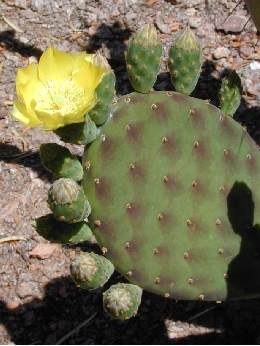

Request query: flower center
[{"left": 36, "top": 79, "right": 86, "bottom": 115}]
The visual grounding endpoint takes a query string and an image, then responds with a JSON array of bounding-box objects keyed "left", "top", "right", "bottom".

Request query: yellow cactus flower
[{"left": 10, "top": 46, "right": 105, "bottom": 130}]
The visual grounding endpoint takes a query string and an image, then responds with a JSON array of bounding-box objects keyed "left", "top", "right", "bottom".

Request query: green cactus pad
[
  {"left": 83, "top": 91, "right": 260, "bottom": 301},
  {"left": 168, "top": 26, "right": 202, "bottom": 95},
  {"left": 33, "top": 214, "right": 93, "bottom": 244},
  {"left": 103, "top": 283, "right": 142, "bottom": 320},
  {"left": 40, "top": 143, "right": 83, "bottom": 181},
  {"left": 48, "top": 178, "right": 91, "bottom": 223},
  {"left": 70, "top": 252, "right": 114, "bottom": 290},
  {"left": 89, "top": 72, "right": 116, "bottom": 125},
  {"left": 54, "top": 113, "right": 97, "bottom": 145},
  {"left": 219, "top": 70, "right": 242, "bottom": 117},
  {"left": 125, "top": 23, "right": 162, "bottom": 93}
]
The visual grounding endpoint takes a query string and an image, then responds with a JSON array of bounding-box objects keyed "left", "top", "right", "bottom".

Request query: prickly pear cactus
[
  {"left": 54, "top": 113, "right": 97, "bottom": 145},
  {"left": 40, "top": 143, "right": 83, "bottom": 181},
  {"left": 125, "top": 23, "right": 162, "bottom": 93},
  {"left": 33, "top": 214, "right": 93, "bottom": 244},
  {"left": 88, "top": 52, "right": 116, "bottom": 125},
  {"left": 70, "top": 252, "right": 114, "bottom": 290},
  {"left": 47, "top": 178, "right": 91, "bottom": 223},
  {"left": 103, "top": 283, "right": 142, "bottom": 320},
  {"left": 168, "top": 26, "right": 202, "bottom": 95},
  {"left": 83, "top": 90, "right": 260, "bottom": 301},
  {"left": 14, "top": 23, "right": 260, "bottom": 321},
  {"left": 219, "top": 70, "right": 242, "bottom": 116}
]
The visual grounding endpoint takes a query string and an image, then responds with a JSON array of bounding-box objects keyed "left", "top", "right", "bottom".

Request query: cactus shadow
[
  {"left": 0, "top": 143, "right": 54, "bottom": 183},
  {"left": 1, "top": 272, "right": 260, "bottom": 344},
  {"left": 234, "top": 105, "right": 260, "bottom": 146},
  {"left": 84, "top": 22, "right": 134, "bottom": 95},
  {"left": 1, "top": 233, "right": 260, "bottom": 345},
  {"left": 226, "top": 181, "right": 260, "bottom": 300},
  {"left": 0, "top": 30, "right": 43, "bottom": 58}
]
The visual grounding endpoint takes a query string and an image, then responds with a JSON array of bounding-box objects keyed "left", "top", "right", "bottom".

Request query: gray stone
[
  {"left": 188, "top": 16, "right": 203, "bottom": 28},
  {"left": 31, "top": 0, "right": 46, "bottom": 13},
  {"left": 156, "top": 13, "right": 171, "bottom": 34},
  {"left": 215, "top": 15, "right": 248, "bottom": 33},
  {"left": 175, "top": 0, "right": 203, "bottom": 6},
  {"left": 17, "top": 281, "right": 41, "bottom": 299},
  {"left": 196, "top": 22, "right": 215, "bottom": 37},
  {"left": 239, "top": 44, "right": 255, "bottom": 58},
  {"left": 14, "top": 0, "right": 28, "bottom": 9},
  {"left": 186, "top": 8, "right": 196, "bottom": 16},
  {"left": 213, "top": 46, "right": 231, "bottom": 59},
  {"left": 75, "top": 0, "right": 86, "bottom": 10}
]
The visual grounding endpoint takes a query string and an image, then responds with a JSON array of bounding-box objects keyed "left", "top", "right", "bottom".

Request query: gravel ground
[{"left": 0, "top": 0, "right": 260, "bottom": 344}]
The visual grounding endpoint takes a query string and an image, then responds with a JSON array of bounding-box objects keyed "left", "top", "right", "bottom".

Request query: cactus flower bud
[
  {"left": 103, "top": 283, "right": 142, "bottom": 320},
  {"left": 48, "top": 178, "right": 91, "bottom": 223},
  {"left": 70, "top": 252, "right": 114, "bottom": 290}
]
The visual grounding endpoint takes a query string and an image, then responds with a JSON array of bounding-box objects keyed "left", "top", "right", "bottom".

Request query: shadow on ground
[
  {"left": 1, "top": 272, "right": 260, "bottom": 344},
  {"left": 0, "top": 30, "right": 43, "bottom": 58}
]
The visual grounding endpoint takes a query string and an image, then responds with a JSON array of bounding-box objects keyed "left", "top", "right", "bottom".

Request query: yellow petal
[
  {"left": 72, "top": 60, "right": 104, "bottom": 92},
  {"left": 38, "top": 46, "right": 74, "bottom": 83},
  {"left": 34, "top": 109, "right": 61, "bottom": 130},
  {"left": 10, "top": 100, "right": 42, "bottom": 127},
  {"left": 59, "top": 109, "right": 86, "bottom": 126},
  {"left": 84, "top": 54, "right": 95, "bottom": 64},
  {"left": 70, "top": 51, "right": 91, "bottom": 65},
  {"left": 16, "top": 63, "right": 38, "bottom": 99},
  {"left": 35, "top": 107, "right": 86, "bottom": 130},
  {"left": 17, "top": 78, "right": 42, "bottom": 116},
  {"left": 82, "top": 92, "right": 97, "bottom": 114}
]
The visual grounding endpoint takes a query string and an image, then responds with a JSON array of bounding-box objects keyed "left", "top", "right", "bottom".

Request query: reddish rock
[{"left": 29, "top": 244, "right": 58, "bottom": 259}]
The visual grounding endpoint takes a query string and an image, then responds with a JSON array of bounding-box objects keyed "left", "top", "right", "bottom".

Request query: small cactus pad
[
  {"left": 219, "top": 70, "right": 242, "bottom": 116},
  {"left": 54, "top": 113, "right": 97, "bottom": 145},
  {"left": 88, "top": 53, "right": 116, "bottom": 125},
  {"left": 70, "top": 252, "right": 114, "bottom": 290},
  {"left": 33, "top": 213, "right": 93, "bottom": 244},
  {"left": 89, "top": 72, "right": 116, "bottom": 125},
  {"left": 125, "top": 23, "right": 162, "bottom": 93},
  {"left": 48, "top": 178, "right": 91, "bottom": 223},
  {"left": 168, "top": 26, "right": 202, "bottom": 95},
  {"left": 103, "top": 283, "right": 142, "bottom": 320},
  {"left": 84, "top": 91, "right": 260, "bottom": 301},
  {"left": 40, "top": 143, "right": 83, "bottom": 181}
]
